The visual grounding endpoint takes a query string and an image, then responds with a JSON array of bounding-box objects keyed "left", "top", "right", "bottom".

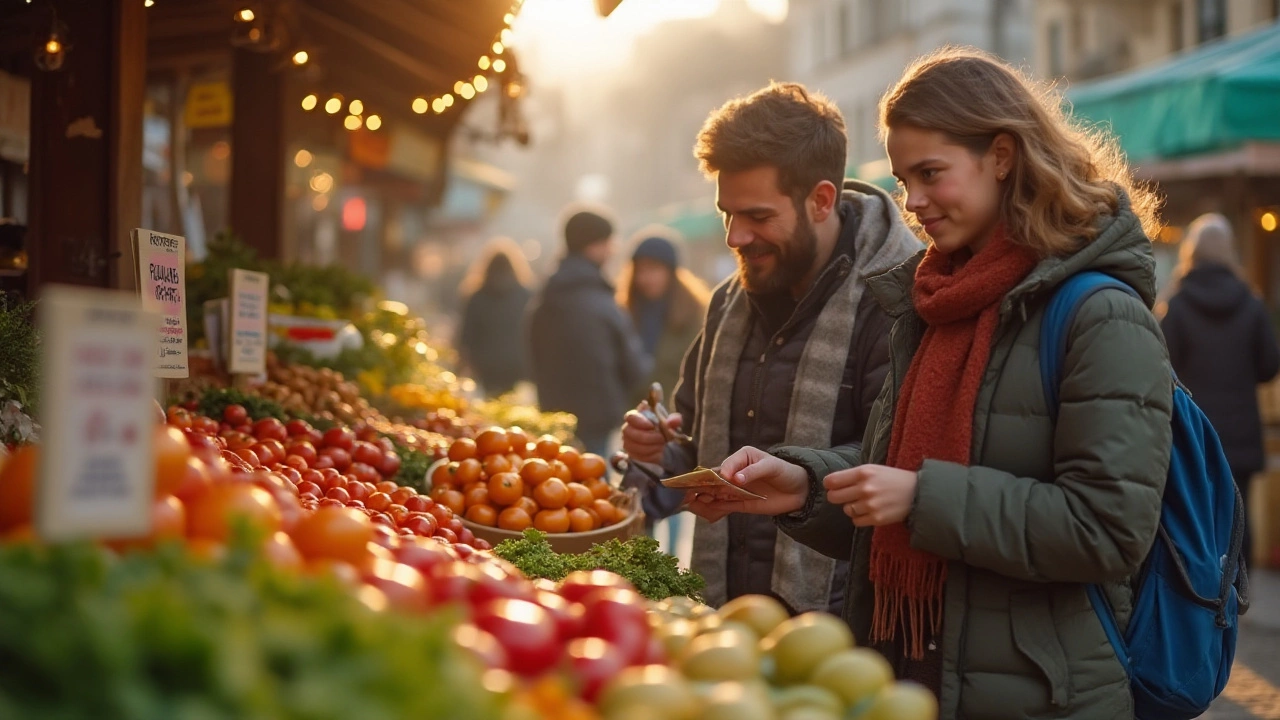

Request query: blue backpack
[{"left": 1039, "top": 271, "right": 1250, "bottom": 720}]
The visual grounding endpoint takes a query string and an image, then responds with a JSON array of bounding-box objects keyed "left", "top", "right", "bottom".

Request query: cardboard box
[{"left": 461, "top": 489, "right": 646, "bottom": 555}]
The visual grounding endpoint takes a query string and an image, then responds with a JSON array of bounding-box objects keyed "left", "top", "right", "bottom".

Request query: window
[
  {"left": 1171, "top": 2, "right": 1185, "bottom": 52},
  {"left": 1047, "top": 20, "right": 1065, "bottom": 77},
  {"left": 1198, "top": 0, "right": 1226, "bottom": 42}
]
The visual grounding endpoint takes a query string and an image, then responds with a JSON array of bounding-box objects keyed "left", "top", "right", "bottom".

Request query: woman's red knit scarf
[{"left": 869, "top": 230, "right": 1039, "bottom": 659}]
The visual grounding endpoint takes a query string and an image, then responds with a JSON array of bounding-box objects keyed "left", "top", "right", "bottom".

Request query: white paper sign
[
  {"left": 133, "top": 228, "right": 189, "bottom": 378},
  {"left": 36, "top": 286, "right": 158, "bottom": 542},
  {"left": 229, "top": 269, "right": 269, "bottom": 375}
]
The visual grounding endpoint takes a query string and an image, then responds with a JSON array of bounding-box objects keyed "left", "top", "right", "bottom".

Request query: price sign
[
  {"left": 132, "top": 228, "right": 189, "bottom": 378},
  {"left": 36, "top": 286, "right": 157, "bottom": 542},
  {"left": 228, "top": 269, "right": 269, "bottom": 375}
]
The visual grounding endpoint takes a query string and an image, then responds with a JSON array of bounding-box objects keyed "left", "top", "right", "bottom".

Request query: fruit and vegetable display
[{"left": 430, "top": 430, "right": 636, "bottom": 537}]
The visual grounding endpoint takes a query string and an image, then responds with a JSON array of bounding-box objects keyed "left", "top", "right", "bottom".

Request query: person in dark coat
[
  {"left": 527, "top": 208, "right": 651, "bottom": 457},
  {"left": 1161, "top": 212, "right": 1280, "bottom": 565},
  {"left": 457, "top": 239, "right": 535, "bottom": 398}
]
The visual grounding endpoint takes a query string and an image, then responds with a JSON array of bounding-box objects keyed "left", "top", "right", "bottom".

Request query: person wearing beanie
[
  {"left": 616, "top": 229, "right": 711, "bottom": 549},
  {"left": 527, "top": 205, "right": 652, "bottom": 457}
]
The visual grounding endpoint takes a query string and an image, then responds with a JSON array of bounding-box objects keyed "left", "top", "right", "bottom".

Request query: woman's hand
[
  {"left": 823, "top": 465, "right": 919, "bottom": 527},
  {"left": 685, "top": 446, "right": 811, "bottom": 522}
]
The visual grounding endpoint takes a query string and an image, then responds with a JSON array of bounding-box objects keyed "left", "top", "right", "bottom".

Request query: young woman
[
  {"left": 616, "top": 230, "right": 709, "bottom": 546},
  {"left": 1160, "top": 213, "right": 1280, "bottom": 567},
  {"left": 692, "top": 48, "right": 1171, "bottom": 719},
  {"left": 456, "top": 239, "right": 535, "bottom": 398}
]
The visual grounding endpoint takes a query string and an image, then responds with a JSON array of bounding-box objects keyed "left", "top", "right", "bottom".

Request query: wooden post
[
  {"left": 25, "top": 0, "right": 146, "bottom": 294},
  {"left": 229, "top": 48, "right": 284, "bottom": 260}
]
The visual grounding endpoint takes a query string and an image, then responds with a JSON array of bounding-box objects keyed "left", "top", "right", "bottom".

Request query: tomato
[
  {"left": 281, "top": 454, "right": 307, "bottom": 472},
  {"left": 388, "top": 504, "right": 410, "bottom": 526},
  {"left": 311, "top": 454, "right": 335, "bottom": 471},
  {"left": 297, "top": 480, "right": 323, "bottom": 499},
  {"left": 250, "top": 443, "right": 280, "bottom": 467},
  {"left": 375, "top": 480, "right": 398, "bottom": 494},
  {"left": 362, "top": 557, "right": 427, "bottom": 612},
  {"left": 379, "top": 451, "right": 401, "bottom": 478},
  {"left": 365, "top": 492, "right": 392, "bottom": 513},
  {"left": 232, "top": 447, "right": 262, "bottom": 468},
  {"left": 186, "top": 484, "right": 282, "bottom": 541},
  {"left": 318, "top": 447, "right": 352, "bottom": 472},
  {"left": 347, "top": 480, "right": 371, "bottom": 502},
  {"left": 402, "top": 513, "right": 438, "bottom": 537},
  {"left": 286, "top": 440, "right": 318, "bottom": 465},
  {"left": 536, "top": 589, "right": 586, "bottom": 641},
  {"left": 578, "top": 589, "right": 650, "bottom": 664},
  {"left": 285, "top": 418, "right": 313, "bottom": 438},
  {"left": 263, "top": 531, "right": 304, "bottom": 571},
  {"left": 151, "top": 495, "right": 187, "bottom": 542},
  {"left": 349, "top": 462, "right": 380, "bottom": 486},
  {"left": 252, "top": 418, "right": 288, "bottom": 443},
  {"left": 425, "top": 560, "right": 482, "bottom": 608},
  {"left": 457, "top": 527, "right": 476, "bottom": 546},
  {"left": 194, "top": 416, "right": 221, "bottom": 435},
  {"left": 453, "top": 624, "right": 510, "bottom": 670},
  {"left": 371, "top": 512, "right": 396, "bottom": 528},
  {"left": 325, "top": 486, "right": 351, "bottom": 504},
  {"left": 172, "top": 456, "right": 213, "bottom": 503},
  {"left": 474, "top": 598, "right": 561, "bottom": 677},
  {"left": 322, "top": 426, "right": 356, "bottom": 451},
  {"left": 153, "top": 425, "right": 192, "bottom": 498},
  {"left": 395, "top": 537, "right": 457, "bottom": 574},
  {"left": 322, "top": 474, "right": 348, "bottom": 492},
  {"left": 185, "top": 431, "right": 224, "bottom": 465},
  {"left": 557, "top": 570, "right": 636, "bottom": 605},
  {"left": 404, "top": 494, "right": 432, "bottom": 513},
  {"left": 390, "top": 487, "right": 416, "bottom": 505},
  {"left": 167, "top": 408, "right": 193, "bottom": 430},
  {"left": 566, "top": 637, "right": 629, "bottom": 702},
  {"left": 435, "top": 528, "right": 459, "bottom": 544},
  {"left": 223, "top": 404, "right": 249, "bottom": 426},
  {"left": 290, "top": 506, "right": 374, "bottom": 565},
  {"left": 474, "top": 538, "right": 492, "bottom": 551},
  {"left": 351, "top": 441, "right": 383, "bottom": 468}
]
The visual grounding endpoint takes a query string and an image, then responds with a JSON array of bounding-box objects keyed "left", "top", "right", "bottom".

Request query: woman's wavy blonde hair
[{"left": 879, "top": 47, "right": 1162, "bottom": 257}]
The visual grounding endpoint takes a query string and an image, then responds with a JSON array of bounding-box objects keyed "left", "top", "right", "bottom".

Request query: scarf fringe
[{"left": 869, "top": 543, "right": 947, "bottom": 660}]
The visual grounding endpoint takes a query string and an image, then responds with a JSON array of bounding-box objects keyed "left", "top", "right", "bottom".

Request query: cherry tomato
[
  {"left": 319, "top": 447, "right": 352, "bottom": 472},
  {"left": 285, "top": 419, "right": 313, "bottom": 438},
  {"left": 286, "top": 440, "right": 318, "bottom": 465},
  {"left": 379, "top": 451, "right": 402, "bottom": 478},
  {"left": 322, "top": 426, "right": 356, "bottom": 451},
  {"left": 352, "top": 442, "right": 383, "bottom": 468},
  {"left": 223, "top": 404, "right": 249, "bottom": 426},
  {"left": 253, "top": 418, "right": 288, "bottom": 443}
]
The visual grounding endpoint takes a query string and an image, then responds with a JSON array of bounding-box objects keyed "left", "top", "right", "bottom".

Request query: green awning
[{"left": 1067, "top": 22, "right": 1280, "bottom": 163}]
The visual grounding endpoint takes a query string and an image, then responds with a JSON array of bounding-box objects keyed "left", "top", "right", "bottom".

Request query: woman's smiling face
[{"left": 887, "top": 125, "right": 1012, "bottom": 255}]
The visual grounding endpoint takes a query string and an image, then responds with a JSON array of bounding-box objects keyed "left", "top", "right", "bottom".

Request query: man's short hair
[
  {"left": 562, "top": 207, "right": 615, "bottom": 254},
  {"left": 694, "top": 82, "right": 848, "bottom": 203}
]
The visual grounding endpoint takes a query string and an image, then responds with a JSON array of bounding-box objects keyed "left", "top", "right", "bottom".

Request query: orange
[
  {"left": 455, "top": 458, "right": 483, "bottom": 486},
  {"left": 512, "top": 496, "right": 539, "bottom": 517},
  {"left": 448, "top": 437, "right": 478, "bottom": 462},
  {"left": 465, "top": 504, "right": 498, "bottom": 527},
  {"left": 534, "top": 435, "right": 561, "bottom": 461},
  {"left": 567, "top": 508, "right": 595, "bottom": 533},
  {"left": 154, "top": 425, "right": 192, "bottom": 498},
  {"left": 532, "top": 478, "right": 569, "bottom": 510},
  {"left": 585, "top": 478, "right": 612, "bottom": 500},
  {"left": 439, "top": 489, "right": 467, "bottom": 516},
  {"left": 431, "top": 461, "right": 460, "bottom": 488},
  {"left": 520, "top": 458, "right": 553, "bottom": 487},
  {"left": 507, "top": 428, "right": 531, "bottom": 457},
  {"left": 590, "top": 499, "right": 618, "bottom": 527},
  {"left": 0, "top": 444, "right": 37, "bottom": 532},
  {"left": 475, "top": 428, "right": 510, "bottom": 457},
  {"left": 533, "top": 507, "right": 570, "bottom": 533},
  {"left": 565, "top": 482, "right": 593, "bottom": 510},
  {"left": 186, "top": 484, "right": 281, "bottom": 542},
  {"left": 290, "top": 506, "right": 374, "bottom": 566},
  {"left": 575, "top": 453, "right": 608, "bottom": 482},
  {"left": 488, "top": 472, "right": 524, "bottom": 506},
  {"left": 556, "top": 446, "right": 582, "bottom": 479},
  {"left": 498, "top": 506, "right": 533, "bottom": 532},
  {"left": 464, "top": 485, "right": 490, "bottom": 509},
  {"left": 482, "top": 454, "right": 512, "bottom": 477},
  {"left": 549, "top": 460, "right": 573, "bottom": 484}
]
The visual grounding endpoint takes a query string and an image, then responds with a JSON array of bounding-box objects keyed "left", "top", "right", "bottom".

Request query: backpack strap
[{"left": 1038, "top": 271, "right": 1142, "bottom": 419}]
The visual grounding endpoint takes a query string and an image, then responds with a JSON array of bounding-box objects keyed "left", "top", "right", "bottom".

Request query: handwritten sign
[
  {"left": 132, "top": 228, "right": 189, "bottom": 378},
  {"left": 229, "top": 269, "right": 269, "bottom": 375},
  {"left": 36, "top": 286, "right": 157, "bottom": 541}
]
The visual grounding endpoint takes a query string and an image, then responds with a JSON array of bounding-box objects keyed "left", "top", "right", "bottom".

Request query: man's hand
[
  {"left": 685, "top": 446, "right": 811, "bottom": 522},
  {"left": 823, "top": 465, "right": 919, "bottom": 527},
  {"left": 621, "top": 401, "right": 682, "bottom": 465}
]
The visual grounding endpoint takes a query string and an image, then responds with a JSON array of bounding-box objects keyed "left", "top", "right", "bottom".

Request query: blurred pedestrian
[
  {"left": 528, "top": 207, "right": 651, "bottom": 457},
  {"left": 616, "top": 228, "right": 710, "bottom": 546},
  {"left": 620, "top": 82, "right": 920, "bottom": 617},
  {"left": 702, "top": 48, "right": 1171, "bottom": 718},
  {"left": 1161, "top": 213, "right": 1280, "bottom": 566},
  {"left": 457, "top": 239, "right": 535, "bottom": 398}
]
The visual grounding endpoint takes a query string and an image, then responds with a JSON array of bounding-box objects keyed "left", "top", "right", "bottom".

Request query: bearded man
[{"left": 621, "top": 82, "right": 921, "bottom": 614}]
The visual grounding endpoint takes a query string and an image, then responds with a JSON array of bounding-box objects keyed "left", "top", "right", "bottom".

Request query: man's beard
[{"left": 735, "top": 218, "right": 819, "bottom": 295}]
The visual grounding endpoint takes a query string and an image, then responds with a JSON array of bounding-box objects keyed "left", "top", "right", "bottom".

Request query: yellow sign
[{"left": 185, "top": 81, "right": 233, "bottom": 129}]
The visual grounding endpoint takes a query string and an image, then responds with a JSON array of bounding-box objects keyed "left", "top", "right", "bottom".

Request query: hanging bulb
[
  {"left": 412, "top": 97, "right": 429, "bottom": 114},
  {"left": 235, "top": 7, "right": 255, "bottom": 22},
  {"left": 292, "top": 50, "right": 309, "bottom": 65},
  {"left": 493, "top": 58, "right": 507, "bottom": 73},
  {"left": 301, "top": 94, "right": 318, "bottom": 111},
  {"left": 35, "top": 29, "right": 66, "bottom": 72}
]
